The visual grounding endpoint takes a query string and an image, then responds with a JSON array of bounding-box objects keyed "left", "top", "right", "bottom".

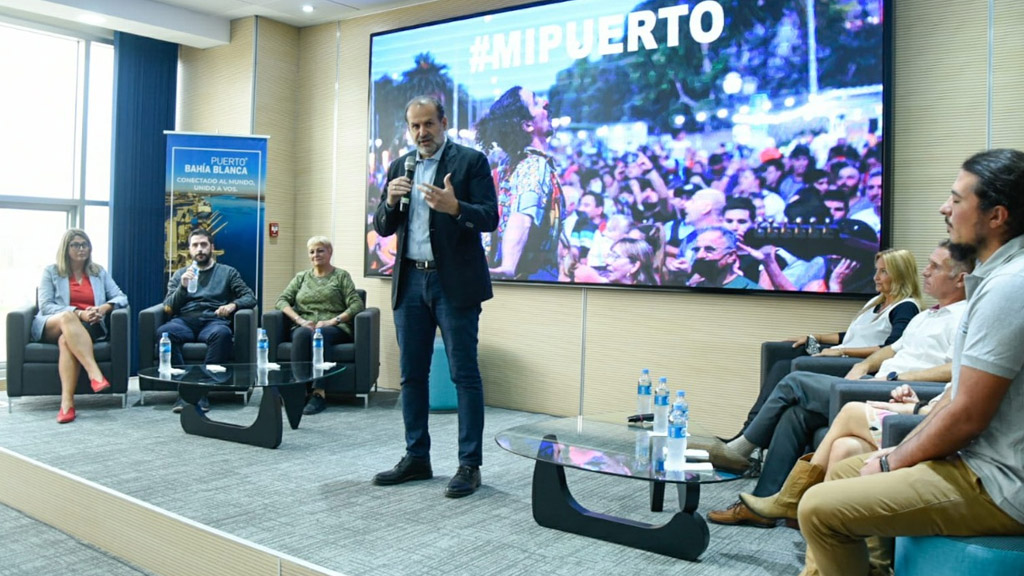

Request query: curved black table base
[
  {"left": 530, "top": 436, "right": 711, "bottom": 561},
  {"left": 179, "top": 383, "right": 306, "bottom": 449}
]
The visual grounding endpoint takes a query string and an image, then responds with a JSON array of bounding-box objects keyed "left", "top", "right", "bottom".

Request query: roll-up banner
[{"left": 164, "top": 132, "right": 268, "bottom": 304}]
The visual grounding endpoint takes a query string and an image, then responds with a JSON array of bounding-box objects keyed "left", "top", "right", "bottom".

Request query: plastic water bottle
[
  {"left": 186, "top": 261, "right": 200, "bottom": 294},
  {"left": 158, "top": 332, "right": 172, "bottom": 372},
  {"left": 634, "top": 429, "right": 650, "bottom": 466},
  {"left": 312, "top": 328, "right": 324, "bottom": 366},
  {"left": 257, "top": 328, "right": 269, "bottom": 367},
  {"left": 650, "top": 434, "right": 667, "bottom": 478},
  {"left": 653, "top": 377, "right": 670, "bottom": 435},
  {"left": 636, "top": 368, "right": 652, "bottom": 415},
  {"left": 666, "top": 391, "right": 689, "bottom": 471}
]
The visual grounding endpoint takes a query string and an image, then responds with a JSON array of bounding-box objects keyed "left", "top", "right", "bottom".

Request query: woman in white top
[{"left": 794, "top": 248, "right": 922, "bottom": 359}]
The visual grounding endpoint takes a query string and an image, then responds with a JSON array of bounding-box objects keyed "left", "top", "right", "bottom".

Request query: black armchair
[
  {"left": 828, "top": 381, "right": 946, "bottom": 422},
  {"left": 137, "top": 303, "right": 256, "bottom": 404},
  {"left": 760, "top": 340, "right": 861, "bottom": 388},
  {"left": 262, "top": 289, "right": 380, "bottom": 407},
  {"left": 827, "top": 380, "right": 946, "bottom": 447},
  {"left": 746, "top": 340, "right": 861, "bottom": 432},
  {"left": 6, "top": 304, "right": 130, "bottom": 411}
]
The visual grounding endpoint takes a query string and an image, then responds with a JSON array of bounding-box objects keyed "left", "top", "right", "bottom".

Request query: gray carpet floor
[{"left": 0, "top": 383, "right": 805, "bottom": 576}]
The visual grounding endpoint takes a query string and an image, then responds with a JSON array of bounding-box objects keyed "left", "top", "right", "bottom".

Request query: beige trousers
[{"left": 797, "top": 453, "right": 1024, "bottom": 576}]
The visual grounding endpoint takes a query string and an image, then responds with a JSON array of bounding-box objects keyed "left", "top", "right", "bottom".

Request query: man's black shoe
[
  {"left": 372, "top": 455, "right": 433, "bottom": 486},
  {"left": 303, "top": 394, "right": 327, "bottom": 415},
  {"left": 444, "top": 465, "right": 481, "bottom": 498}
]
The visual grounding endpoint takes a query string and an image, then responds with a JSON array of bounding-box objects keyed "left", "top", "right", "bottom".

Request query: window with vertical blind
[{"left": 0, "top": 20, "right": 114, "bottom": 367}]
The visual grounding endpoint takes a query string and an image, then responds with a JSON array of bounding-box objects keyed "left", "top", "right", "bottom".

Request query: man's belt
[{"left": 404, "top": 258, "right": 437, "bottom": 270}]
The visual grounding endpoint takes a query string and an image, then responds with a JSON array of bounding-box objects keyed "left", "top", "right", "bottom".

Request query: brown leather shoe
[{"left": 707, "top": 500, "right": 776, "bottom": 528}]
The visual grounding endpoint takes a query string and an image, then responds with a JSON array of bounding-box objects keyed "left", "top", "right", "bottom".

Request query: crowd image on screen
[{"left": 366, "top": 103, "right": 883, "bottom": 294}]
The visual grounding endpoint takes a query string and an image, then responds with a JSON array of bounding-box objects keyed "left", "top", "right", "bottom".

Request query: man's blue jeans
[
  {"left": 156, "top": 315, "right": 233, "bottom": 365},
  {"left": 393, "top": 266, "right": 484, "bottom": 467}
]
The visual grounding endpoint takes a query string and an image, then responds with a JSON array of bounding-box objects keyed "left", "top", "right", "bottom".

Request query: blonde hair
[
  {"left": 865, "top": 248, "right": 922, "bottom": 312},
  {"left": 55, "top": 228, "right": 100, "bottom": 277},
  {"left": 611, "top": 237, "right": 659, "bottom": 286},
  {"left": 306, "top": 236, "right": 333, "bottom": 251}
]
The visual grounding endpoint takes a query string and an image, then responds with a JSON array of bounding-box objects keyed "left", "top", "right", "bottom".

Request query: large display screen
[{"left": 365, "top": 0, "right": 889, "bottom": 295}]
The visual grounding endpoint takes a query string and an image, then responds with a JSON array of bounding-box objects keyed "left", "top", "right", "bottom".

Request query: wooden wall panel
[
  {"left": 178, "top": 18, "right": 254, "bottom": 134},
  {"left": 992, "top": 2, "right": 1024, "bottom": 151},
  {"left": 253, "top": 17, "right": 300, "bottom": 309},
  {"left": 889, "top": 1, "right": 988, "bottom": 269}
]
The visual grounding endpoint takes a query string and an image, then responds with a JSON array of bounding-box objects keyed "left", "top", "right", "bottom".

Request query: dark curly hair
[{"left": 475, "top": 86, "right": 532, "bottom": 168}]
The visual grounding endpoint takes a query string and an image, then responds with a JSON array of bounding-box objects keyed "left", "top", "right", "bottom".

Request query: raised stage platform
[{"left": 0, "top": 382, "right": 804, "bottom": 576}]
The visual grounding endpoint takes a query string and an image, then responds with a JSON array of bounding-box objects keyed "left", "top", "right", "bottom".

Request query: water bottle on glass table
[
  {"left": 186, "top": 261, "right": 200, "bottom": 294},
  {"left": 158, "top": 332, "right": 172, "bottom": 373},
  {"left": 257, "top": 328, "right": 269, "bottom": 368},
  {"left": 666, "top": 391, "right": 689, "bottom": 471},
  {"left": 312, "top": 327, "right": 324, "bottom": 367},
  {"left": 636, "top": 368, "right": 652, "bottom": 416},
  {"left": 652, "top": 377, "right": 670, "bottom": 435}
]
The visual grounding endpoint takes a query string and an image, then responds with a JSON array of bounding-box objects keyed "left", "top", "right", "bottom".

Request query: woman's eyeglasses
[{"left": 69, "top": 242, "right": 90, "bottom": 250}]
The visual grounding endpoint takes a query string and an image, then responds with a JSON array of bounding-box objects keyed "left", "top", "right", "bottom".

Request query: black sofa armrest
[
  {"left": 760, "top": 341, "right": 804, "bottom": 386},
  {"left": 353, "top": 306, "right": 380, "bottom": 393},
  {"left": 792, "top": 355, "right": 860, "bottom": 378},
  {"left": 829, "top": 381, "right": 946, "bottom": 422},
  {"left": 262, "top": 309, "right": 289, "bottom": 362},
  {"left": 882, "top": 415, "right": 926, "bottom": 448},
  {"left": 109, "top": 307, "right": 130, "bottom": 392},
  {"left": 233, "top": 308, "right": 256, "bottom": 363},
  {"left": 138, "top": 303, "right": 166, "bottom": 370},
  {"left": 5, "top": 303, "right": 36, "bottom": 396}
]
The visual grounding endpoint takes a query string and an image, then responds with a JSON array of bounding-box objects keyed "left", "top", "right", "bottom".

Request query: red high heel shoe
[
  {"left": 57, "top": 406, "right": 76, "bottom": 424},
  {"left": 90, "top": 377, "right": 111, "bottom": 393}
]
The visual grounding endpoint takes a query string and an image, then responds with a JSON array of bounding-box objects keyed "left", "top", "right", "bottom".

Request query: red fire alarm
[{"left": 269, "top": 222, "right": 279, "bottom": 238}]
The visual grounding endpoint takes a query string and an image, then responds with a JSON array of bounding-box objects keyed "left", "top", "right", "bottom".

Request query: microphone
[{"left": 400, "top": 155, "right": 416, "bottom": 212}]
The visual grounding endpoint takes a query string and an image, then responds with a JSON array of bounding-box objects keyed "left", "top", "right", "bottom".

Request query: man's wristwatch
[
  {"left": 879, "top": 454, "right": 891, "bottom": 473},
  {"left": 886, "top": 371, "right": 899, "bottom": 381}
]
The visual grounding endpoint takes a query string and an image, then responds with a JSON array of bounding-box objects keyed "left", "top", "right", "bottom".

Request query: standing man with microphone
[{"left": 372, "top": 95, "right": 498, "bottom": 498}]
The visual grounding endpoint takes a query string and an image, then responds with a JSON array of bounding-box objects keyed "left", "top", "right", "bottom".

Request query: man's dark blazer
[{"left": 373, "top": 139, "right": 499, "bottom": 310}]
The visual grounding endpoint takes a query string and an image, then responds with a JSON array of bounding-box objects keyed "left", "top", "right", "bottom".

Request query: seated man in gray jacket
[
  {"left": 708, "top": 241, "right": 972, "bottom": 527},
  {"left": 157, "top": 228, "right": 256, "bottom": 412}
]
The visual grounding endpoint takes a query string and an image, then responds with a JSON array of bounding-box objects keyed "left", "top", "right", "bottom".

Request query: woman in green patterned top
[{"left": 276, "top": 236, "right": 365, "bottom": 415}]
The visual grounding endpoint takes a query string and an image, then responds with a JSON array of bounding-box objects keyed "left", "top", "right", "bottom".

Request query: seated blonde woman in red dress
[{"left": 32, "top": 229, "right": 128, "bottom": 423}]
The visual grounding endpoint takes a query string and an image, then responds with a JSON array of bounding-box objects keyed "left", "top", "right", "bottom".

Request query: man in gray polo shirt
[{"left": 795, "top": 148, "right": 1024, "bottom": 575}]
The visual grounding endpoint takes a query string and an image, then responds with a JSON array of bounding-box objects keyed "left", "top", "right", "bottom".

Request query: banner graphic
[{"left": 164, "top": 132, "right": 267, "bottom": 303}]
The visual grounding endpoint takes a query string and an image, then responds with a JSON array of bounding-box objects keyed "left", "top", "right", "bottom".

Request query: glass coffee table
[
  {"left": 496, "top": 414, "right": 741, "bottom": 560},
  {"left": 138, "top": 362, "right": 345, "bottom": 449}
]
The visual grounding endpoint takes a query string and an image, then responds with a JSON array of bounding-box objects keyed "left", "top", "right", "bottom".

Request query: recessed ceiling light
[
  {"left": 302, "top": 4, "right": 314, "bottom": 13},
  {"left": 78, "top": 12, "right": 105, "bottom": 25}
]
